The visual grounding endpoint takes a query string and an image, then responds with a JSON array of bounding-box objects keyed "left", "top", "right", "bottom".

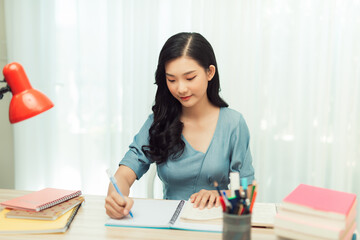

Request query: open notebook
[{"left": 105, "top": 199, "right": 277, "bottom": 232}]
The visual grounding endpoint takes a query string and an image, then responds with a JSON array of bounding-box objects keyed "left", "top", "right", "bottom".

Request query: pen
[
  {"left": 213, "top": 181, "right": 226, "bottom": 212},
  {"left": 222, "top": 190, "right": 232, "bottom": 212},
  {"left": 240, "top": 178, "right": 251, "bottom": 214},
  {"left": 219, "top": 196, "right": 226, "bottom": 212},
  {"left": 241, "top": 178, "right": 248, "bottom": 199},
  {"left": 106, "top": 169, "right": 133, "bottom": 218},
  {"left": 213, "top": 181, "right": 222, "bottom": 196},
  {"left": 228, "top": 196, "right": 239, "bottom": 214}
]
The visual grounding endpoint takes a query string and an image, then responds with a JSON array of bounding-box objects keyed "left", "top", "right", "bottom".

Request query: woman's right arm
[{"left": 105, "top": 165, "right": 137, "bottom": 219}]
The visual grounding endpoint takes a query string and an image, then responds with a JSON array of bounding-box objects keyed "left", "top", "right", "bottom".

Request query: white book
[
  {"left": 274, "top": 221, "right": 357, "bottom": 240},
  {"left": 277, "top": 204, "right": 356, "bottom": 230},
  {"left": 274, "top": 213, "right": 356, "bottom": 239}
]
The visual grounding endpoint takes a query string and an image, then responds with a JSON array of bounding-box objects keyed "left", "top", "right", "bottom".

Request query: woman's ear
[{"left": 207, "top": 65, "right": 216, "bottom": 81}]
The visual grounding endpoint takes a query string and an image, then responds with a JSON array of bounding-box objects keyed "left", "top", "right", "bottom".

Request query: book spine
[{"left": 169, "top": 200, "right": 185, "bottom": 226}]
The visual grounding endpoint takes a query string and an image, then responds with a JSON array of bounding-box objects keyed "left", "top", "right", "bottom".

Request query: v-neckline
[{"left": 181, "top": 107, "right": 222, "bottom": 155}]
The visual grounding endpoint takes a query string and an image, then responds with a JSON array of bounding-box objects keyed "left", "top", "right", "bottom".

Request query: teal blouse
[{"left": 120, "top": 107, "right": 255, "bottom": 200}]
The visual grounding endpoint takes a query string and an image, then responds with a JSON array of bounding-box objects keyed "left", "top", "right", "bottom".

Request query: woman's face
[{"left": 165, "top": 56, "right": 215, "bottom": 109}]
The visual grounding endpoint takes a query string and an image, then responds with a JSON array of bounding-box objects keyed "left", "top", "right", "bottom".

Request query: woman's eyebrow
[
  {"left": 166, "top": 70, "right": 197, "bottom": 77},
  {"left": 183, "top": 70, "right": 196, "bottom": 76},
  {"left": 165, "top": 73, "right": 175, "bottom": 77}
]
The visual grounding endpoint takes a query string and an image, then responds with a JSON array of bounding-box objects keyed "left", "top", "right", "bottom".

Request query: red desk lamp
[{"left": 0, "top": 62, "right": 54, "bottom": 124}]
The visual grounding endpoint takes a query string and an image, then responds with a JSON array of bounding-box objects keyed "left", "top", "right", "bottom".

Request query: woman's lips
[{"left": 180, "top": 96, "right": 191, "bottom": 101}]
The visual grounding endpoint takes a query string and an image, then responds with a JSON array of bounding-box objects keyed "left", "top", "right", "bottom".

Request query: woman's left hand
[{"left": 190, "top": 189, "right": 220, "bottom": 209}]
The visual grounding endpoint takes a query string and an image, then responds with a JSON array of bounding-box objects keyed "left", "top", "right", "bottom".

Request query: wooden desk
[{"left": 0, "top": 189, "right": 277, "bottom": 240}]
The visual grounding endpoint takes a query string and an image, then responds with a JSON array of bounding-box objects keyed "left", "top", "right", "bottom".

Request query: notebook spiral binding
[
  {"left": 169, "top": 200, "right": 185, "bottom": 225},
  {"left": 37, "top": 191, "right": 82, "bottom": 211}
]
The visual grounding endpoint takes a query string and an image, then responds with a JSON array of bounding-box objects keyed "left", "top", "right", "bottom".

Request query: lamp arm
[{"left": 0, "top": 79, "right": 11, "bottom": 100}]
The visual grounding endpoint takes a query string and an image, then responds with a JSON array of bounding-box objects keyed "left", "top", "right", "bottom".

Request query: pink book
[
  {"left": 281, "top": 184, "right": 357, "bottom": 220},
  {"left": 0, "top": 188, "right": 82, "bottom": 212}
]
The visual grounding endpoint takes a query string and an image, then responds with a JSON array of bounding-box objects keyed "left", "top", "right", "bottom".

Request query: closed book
[
  {"left": 274, "top": 218, "right": 356, "bottom": 240},
  {"left": 274, "top": 184, "right": 357, "bottom": 240},
  {"left": 281, "top": 184, "right": 356, "bottom": 221},
  {"left": 5, "top": 196, "right": 84, "bottom": 220},
  {"left": 277, "top": 201, "right": 356, "bottom": 231},
  {"left": 0, "top": 188, "right": 82, "bottom": 212},
  {"left": 0, "top": 204, "right": 81, "bottom": 234}
]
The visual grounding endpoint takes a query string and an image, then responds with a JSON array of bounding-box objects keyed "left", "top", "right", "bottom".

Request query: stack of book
[
  {"left": 274, "top": 184, "right": 357, "bottom": 240},
  {"left": 0, "top": 188, "right": 83, "bottom": 234}
]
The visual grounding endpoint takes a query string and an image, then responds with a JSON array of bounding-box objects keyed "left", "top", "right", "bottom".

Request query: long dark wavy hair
[{"left": 142, "top": 32, "right": 228, "bottom": 164}]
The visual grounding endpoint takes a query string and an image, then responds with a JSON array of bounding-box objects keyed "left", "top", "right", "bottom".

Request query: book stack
[
  {"left": 0, "top": 188, "right": 83, "bottom": 234},
  {"left": 274, "top": 184, "right": 357, "bottom": 240}
]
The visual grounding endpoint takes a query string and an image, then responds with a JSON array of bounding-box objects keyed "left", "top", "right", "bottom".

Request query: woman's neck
[{"left": 181, "top": 97, "right": 219, "bottom": 120}]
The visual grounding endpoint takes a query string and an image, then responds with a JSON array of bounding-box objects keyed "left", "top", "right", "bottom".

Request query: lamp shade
[{"left": 3, "top": 62, "right": 54, "bottom": 124}]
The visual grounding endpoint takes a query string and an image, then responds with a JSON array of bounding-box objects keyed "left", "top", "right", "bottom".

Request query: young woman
[{"left": 105, "top": 32, "right": 255, "bottom": 219}]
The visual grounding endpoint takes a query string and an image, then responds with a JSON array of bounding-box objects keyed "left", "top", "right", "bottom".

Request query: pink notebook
[
  {"left": 0, "top": 188, "right": 82, "bottom": 212},
  {"left": 282, "top": 184, "right": 357, "bottom": 219}
]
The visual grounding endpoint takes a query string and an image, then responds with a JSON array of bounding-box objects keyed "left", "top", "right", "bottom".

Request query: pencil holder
[{"left": 222, "top": 212, "right": 251, "bottom": 240}]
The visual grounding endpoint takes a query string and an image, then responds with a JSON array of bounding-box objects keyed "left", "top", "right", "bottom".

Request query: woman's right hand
[{"left": 105, "top": 191, "right": 134, "bottom": 219}]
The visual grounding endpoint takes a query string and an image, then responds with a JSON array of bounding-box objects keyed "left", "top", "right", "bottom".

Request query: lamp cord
[{"left": 0, "top": 79, "right": 11, "bottom": 100}]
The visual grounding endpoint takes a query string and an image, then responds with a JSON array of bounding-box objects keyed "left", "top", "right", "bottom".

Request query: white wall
[{"left": 0, "top": 0, "right": 14, "bottom": 189}]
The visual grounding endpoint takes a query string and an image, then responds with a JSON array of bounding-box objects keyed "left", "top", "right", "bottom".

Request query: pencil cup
[{"left": 222, "top": 212, "right": 251, "bottom": 240}]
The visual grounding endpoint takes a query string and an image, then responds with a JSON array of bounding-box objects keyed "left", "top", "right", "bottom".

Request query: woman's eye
[
  {"left": 187, "top": 76, "right": 196, "bottom": 80},
  {"left": 167, "top": 79, "right": 175, "bottom": 83}
]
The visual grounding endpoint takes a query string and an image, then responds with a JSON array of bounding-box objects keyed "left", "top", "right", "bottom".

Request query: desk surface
[{"left": 0, "top": 189, "right": 277, "bottom": 240}]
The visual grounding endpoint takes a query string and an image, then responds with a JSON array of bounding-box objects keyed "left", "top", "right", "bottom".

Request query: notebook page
[
  {"left": 106, "top": 199, "right": 180, "bottom": 228},
  {"left": 179, "top": 201, "right": 277, "bottom": 228},
  {"left": 180, "top": 201, "right": 222, "bottom": 220}
]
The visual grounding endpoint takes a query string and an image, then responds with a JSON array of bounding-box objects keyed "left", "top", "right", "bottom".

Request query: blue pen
[
  {"left": 241, "top": 178, "right": 248, "bottom": 196},
  {"left": 222, "top": 190, "right": 232, "bottom": 212},
  {"left": 106, "top": 169, "right": 133, "bottom": 218}
]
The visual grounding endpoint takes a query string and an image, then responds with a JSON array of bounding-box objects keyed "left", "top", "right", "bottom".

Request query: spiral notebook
[
  {"left": 0, "top": 188, "right": 82, "bottom": 212},
  {"left": 105, "top": 199, "right": 222, "bottom": 232},
  {"left": 5, "top": 196, "right": 85, "bottom": 220}
]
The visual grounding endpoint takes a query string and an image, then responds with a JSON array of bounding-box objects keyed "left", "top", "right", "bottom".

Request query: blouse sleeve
[
  {"left": 229, "top": 114, "right": 255, "bottom": 183},
  {"left": 119, "top": 115, "right": 153, "bottom": 180}
]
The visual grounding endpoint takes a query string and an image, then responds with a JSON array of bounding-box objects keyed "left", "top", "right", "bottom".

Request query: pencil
[
  {"left": 249, "top": 191, "right": 257, "bottom": 213},
  {"left": 250, "top": 184, "right": 256, "bottom": 202}
]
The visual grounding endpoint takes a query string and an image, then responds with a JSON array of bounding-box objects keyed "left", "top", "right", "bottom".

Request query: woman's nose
[{"left": 177, "top": 80, "right": 188, "bottom": 94}]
